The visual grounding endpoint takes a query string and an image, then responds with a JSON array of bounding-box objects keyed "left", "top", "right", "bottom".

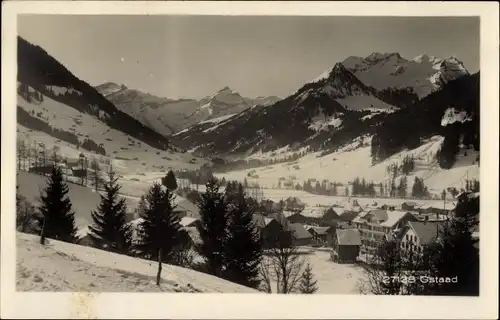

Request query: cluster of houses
[
  {"left": 77, "top": 191, "right": 478, "bottom": 266},
  {"left": 27, "top": 154, "right": 93, "bottom": 179}
]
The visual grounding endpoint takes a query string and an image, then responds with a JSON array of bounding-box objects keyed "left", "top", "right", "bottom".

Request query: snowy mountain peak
[
  {"left": 342, "top": 52, "right": 470, "bottom": 98},
  {"left": 212, "top": 86, "right": 235, "bottom": 97},
  {"left": 365, "top": 52, "right": 403, "bottom": 63},
  {"left": 412, "top": 53, "right": 440, "bottom": 64},
  {"left": 208, "top": 86, "right": 245, "bottom": 106},
  {"left": 309, "top": 62, "right": 351, "bottom": 84},
  {"left": 95, "top": 82, "right": 128, "bottom": 97}
]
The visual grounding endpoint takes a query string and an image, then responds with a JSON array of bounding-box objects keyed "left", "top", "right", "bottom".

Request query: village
[
  {"left": 16, "top": 141, "right": 480, "bottom": 294},
  {"left": 21, "top": 148, "right": 478, "bottom": 267}
]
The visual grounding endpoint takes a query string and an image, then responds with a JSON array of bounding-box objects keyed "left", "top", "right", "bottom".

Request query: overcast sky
[{"left": 18, "top": 15, "right": 479, "bottom": 99}]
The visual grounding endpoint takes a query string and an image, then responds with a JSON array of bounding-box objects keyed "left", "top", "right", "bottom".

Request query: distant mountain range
[
  {"left": 16, "top": 35, "right": 478, "bottom": 170},
  {"left": 170, "top": 52, "right": 477, "bottom": 162},
  {"left": 95, "top": 83, "right": 281, "bottom": 135}
]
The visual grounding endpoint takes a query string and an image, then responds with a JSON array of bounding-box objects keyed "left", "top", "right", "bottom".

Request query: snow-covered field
[
  {"left": 216, "top": 135, "right": 479, "bottom": 195},
  {"left": 16, "top": 232, "right": 257, "bottom": 293},
  {"left": 266, "top": 249, "right": 365, "bottom": 294},
  {"left": 16, "top": 171, "right": 195, "bottom": 229}
]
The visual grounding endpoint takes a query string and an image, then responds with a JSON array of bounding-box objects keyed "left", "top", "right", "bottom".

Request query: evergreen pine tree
[
  {"left": 429, "top": 191, "right": 479, "bottom": 296},
  {"left": 314, "top": 181, "right": 321, "bottom": 194},
  {"left": 37, "top": 165, "right": 77, "bottom": 244},
  {"left": 412, "top": 177, "right": 422, "bottom": 199},
  {"left": 224, "top": 183, "right": 263, "bottom": 288},
  {"left": 136, "top": 195, "right": 147, "bottom": 218},
  {"left": 390, "top": 178, "right": 397, "bottom": 198},
  {"left": 197, "top": 178, "right": 229, "bottom": 277},
  {"left": 298, "top": 263, "right": 318, "bottom": 294},
  {"left": 88, "top": 168, "right": 132, "bottom": 254},
  {"left": 361, "top": 178, "right": 367, "bottom": 196},
  {"left": 398, "top": 176, "right": 408, "bottom": 198},
  {"left": 162, "top": 170, "right": 178, "bottom": 191},
  {"left": 134, "top": 183, "right": 184, "bottom": 262}
]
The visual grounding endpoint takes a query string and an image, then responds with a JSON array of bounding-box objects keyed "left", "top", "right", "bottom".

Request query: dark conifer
[
  {"left": 134, "top": 183, "right": 184, "bottom": 262},
  {"left": 429, "top": 191, "right": 479, "bottom": 296},
  {"left": 88, "top": 168, "right": 132, "bottom": 254},
  {"left": 162, "top": 170, "right": 178, "bottom": 190},
  {"left": 37, "top": 165, "right": 77, "bottom": 244},
  {"left": 224, "top": 183, "right": 262, "bottom": 288},
  {"left": 298, "top": 263, "right": 319, "bottom": 294},
  {"left": 197, "top": 178, "right": 229, "bottom": 277}
]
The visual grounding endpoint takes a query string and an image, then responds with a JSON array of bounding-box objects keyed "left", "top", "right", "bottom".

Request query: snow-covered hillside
[
  {"left": 218, "top": 135, "right": 479, "bottom": 195},
  {"left": 342, "top": 52, "right": 469, "bottom": 98},
  {"left": 96, "top": 83, "right": 281, "bottom": 135},
  {"left": 17, "top": 171, "right": 200, "bottom": 232},
  {"left": 297, "top": 63, "right": 397, "bottom": 112},
  {"left": 16, "top": 232, "right": 257, "bottom": 293},
  {"left": 17, "top": 88, "right": 208, "bottom": 172}
]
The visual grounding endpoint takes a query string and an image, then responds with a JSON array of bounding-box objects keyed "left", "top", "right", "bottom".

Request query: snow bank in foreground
[{"left": 16, "top": 232, "right": 257, "bottom": 293}]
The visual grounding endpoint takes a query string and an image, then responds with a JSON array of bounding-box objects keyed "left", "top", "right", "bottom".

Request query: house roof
[
  {"left": 252, "top": 213, "right": 266, "bottom": 229},
  {"left": 408, "top": 221, "right": 444, "bottom": 245},
  {"left": 174, "top": 196, "right": 199, "bottom": 216},
  {"left": 270, "top": 211, "right": 290, "bottom": 228},
  {"left": 381, "top": 211, "right": 412, "bottom": 228},
  {"left": 336, "top": 229, "right": 362, "bottom": 246},
  {"left": 352, "top": 210, "right": 412, "bottom": 228},
  {"left": 402, "top": 201, "right": 418, "bottom": 206},
  {"left": 301, "top": 207, "right": 324, "bottom": 217},
  {"left": 323, "top": 207, "right": 341, "bottom": 219},
  {"left": 289, "top": 223, "right": 313, "bottom": 240},
  {"left": 180, "top": 216, "right": 199, "bottom": 227},
  {"left": 308, "top": 226, "right": 330, "bottom": 235},
  {"left": 186, "top": 226, "right": 202, "bottom": 245},
  {"left": 336, "top": 221, "right": 354, "bottom": 229},
  {"left": 417, "top": 204, "right": 432, "bottom": 210},
  {"left": 339, "top": 211, "right": 359, "bottom": 222},
  {"left": 367, "top": 209, "right": 389, "bottom": 222},
  {"left": 264, "top": 217, "right": 275, "bottom": 226}
]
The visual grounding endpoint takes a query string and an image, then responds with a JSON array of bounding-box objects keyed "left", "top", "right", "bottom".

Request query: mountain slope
[
  {"left": 17, "top": 232, "right": 257, "bottom": 293},
  {"left": 170, "top": 54, "right": 474, "bottom": 162},
  {"left": 371, "top": 72, "right": 479, "bottom": 164},
  {"left": 170, "top": 63, "right": 400, "bottom": 157},
  {"left": 96, "top": 83, "right": 281, "bottom": 135},
  {"left": 17, "top": 36, "right": 170, "bottom": 151},
  {"left": 342, "top": 52, "right": 469, "bottom": 99}
]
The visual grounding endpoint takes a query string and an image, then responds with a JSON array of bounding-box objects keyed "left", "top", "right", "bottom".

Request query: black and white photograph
[{"left": 1, "top": 1, "right": 498, "bottom": 319}]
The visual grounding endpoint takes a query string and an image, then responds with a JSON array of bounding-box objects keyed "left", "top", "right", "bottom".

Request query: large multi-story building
[{"left": 352, "top": 209, "right": 418, "bottom": 253}]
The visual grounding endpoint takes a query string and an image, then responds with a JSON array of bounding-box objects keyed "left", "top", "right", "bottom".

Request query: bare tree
[
  {"left": 16, "top": 192, "right": 38, "bottom": 234},
  {"left": 90, "top": 157, "right": 102, "bottom": 191},
  {"left": 17, "top": 138, "right": 24, "bottom": 171},
  {"left": 40, "top": 143, "right": 47, "bottom": 170},
  {"left": 258, "top": 255, "right": 274, "bottom": 293},
  {"left": 260, "top": 225, "right": 306, "bottom": 294},
  {"left": 50, "top": 146, "right": 60, "bottom": 167},
  {"left": 26, "top": 139, "right": 32, "bottom": 171},
  {"left": 356, "top": 239, "right": 432, "bottom": 295}
]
